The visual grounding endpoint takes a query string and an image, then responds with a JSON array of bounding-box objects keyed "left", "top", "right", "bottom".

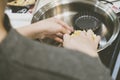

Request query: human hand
[
  {"left": 63, "top": 30, "right": 101, "bottom": 57},
  {"left": 17, "top": 17, "right": 73, "bottom": 43},
  {"left": 33, "top": 17, "right": 73, "bottom": 42}
]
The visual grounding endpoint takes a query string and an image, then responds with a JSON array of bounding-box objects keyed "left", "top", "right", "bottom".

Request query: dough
[{"left": 7, "top": 0, "right": 36, "bottom": 6}]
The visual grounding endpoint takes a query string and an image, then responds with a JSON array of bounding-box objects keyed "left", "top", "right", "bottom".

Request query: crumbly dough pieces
[
  {"left": 7, "top": 0, "right": 36, "bottom": 6},
  {"left": 71, "top": 30, "right": 97, "bottom": 40},
  {"left": 71, "top": 30, "right": 81, "bottom": 37}
]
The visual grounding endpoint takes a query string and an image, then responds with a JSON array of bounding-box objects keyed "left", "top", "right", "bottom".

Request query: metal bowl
[{"left": 32, "top": 0, "right": 120, "bottom": 51}]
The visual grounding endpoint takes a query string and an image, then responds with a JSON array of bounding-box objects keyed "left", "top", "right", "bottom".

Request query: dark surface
[
  {"left": 116, "top": 68, "right": 120, "bottom": 80},
  {"left": 99, "top": 31, "right": 120, "bottom": 69}
]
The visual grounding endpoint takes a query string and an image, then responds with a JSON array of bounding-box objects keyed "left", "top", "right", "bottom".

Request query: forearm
[
  {"left": 16, "top": 25, "right": 35, "bottom": 39},
  {"left": 15, "top": 22, "right": 45, "bottom": 39}
]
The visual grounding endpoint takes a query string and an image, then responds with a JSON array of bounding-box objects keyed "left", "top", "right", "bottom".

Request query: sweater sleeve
[{"left": 0, "top": 29, "right": 112, "bottom": 80}]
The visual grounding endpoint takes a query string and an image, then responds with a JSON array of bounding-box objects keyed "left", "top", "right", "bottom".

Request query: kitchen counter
[{"left": 5, "top": 0, "right": 55, "bottom": 28}]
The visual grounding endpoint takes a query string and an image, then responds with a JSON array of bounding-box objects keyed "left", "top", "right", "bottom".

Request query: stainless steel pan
[{"left": 32, "top": 0, "right": 120, "bottom": 51}]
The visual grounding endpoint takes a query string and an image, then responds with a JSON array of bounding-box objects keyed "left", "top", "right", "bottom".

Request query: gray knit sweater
[{"left": 0, "top": 29, "right": 112, "bottom": 80}]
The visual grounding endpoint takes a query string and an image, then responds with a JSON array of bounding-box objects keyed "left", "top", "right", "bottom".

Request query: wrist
[
  {"left": 81, "top": 50, "right": 98, "bottom": 57},
  {"left": 76, "top": 47, "right": 98, "bottom": 57}
]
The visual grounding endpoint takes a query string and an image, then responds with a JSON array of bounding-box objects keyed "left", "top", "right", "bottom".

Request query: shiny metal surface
[{"left": 32, "top": 0, "right": 120, "bottom": 51}]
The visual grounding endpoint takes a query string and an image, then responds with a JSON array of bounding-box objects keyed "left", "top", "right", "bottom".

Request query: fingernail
[
  {"left": 67, "top": 30, "right": 71, "bottom": 34},
  {"left": 70, "top": 26, "right": 74, "bottom": 31}
]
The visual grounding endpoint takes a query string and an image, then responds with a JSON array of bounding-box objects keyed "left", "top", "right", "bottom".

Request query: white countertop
[
  {"left": 6, "top": 0, "right": 54, "bottom": 28},
  {"left": 6, "top": 12, "right": 33, "bottom": 28}
]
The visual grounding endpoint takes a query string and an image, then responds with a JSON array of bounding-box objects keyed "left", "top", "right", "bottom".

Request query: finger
[
  {"left": 63, "top": 34, "right": 71, "bottom": 42},
  {"left": 53, "top": 24, "right": 68, "bottom": 34},
  {"left": 54, "top": 18, "right": 73, "bottom": 31},
  {"left": 48, "top": 35, "right": 63, "bottom": 43},
  {"left": 87, "top": 29, "right": 95, "bottom": 34},
  {"left": 57, "top": 26, "right": 72, "bottom": 34},
  {"left": 59, "top": 28, "right": 69, "bottom": 34},
  {"left": 87, "top": 29, "right": 95, "bottom": 40},
  {"left": 54, "top": 37, "right": 63, "bottom": 43},
  {"left": 80, "top": 30, "right": 87, "bottom": 37},
  {"left": 94, "top": 35, "right": 101, "bottom": 48},
  {"left": 56, "top": 33, "right": 63, "bottom": 37},
  {"left": 83, "top": 30, "right": 86, "bottom": 33},
  {"left": 39, "top": 35, "right": 46, "bottom": 39},
  {"left": 95, "top": 35, "right": 101, "bottom": 44}
]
